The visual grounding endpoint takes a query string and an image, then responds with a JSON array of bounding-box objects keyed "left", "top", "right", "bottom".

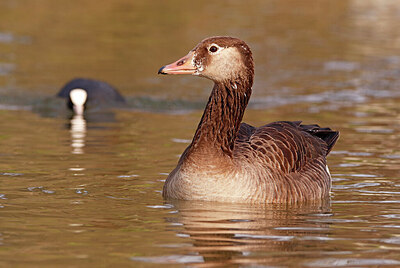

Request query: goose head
[
  {"left": 158, "top": 36, "right": 254, "bottom": 84},
  {"left": 69, "top": 88, "right": 88, "bottom": 115}
]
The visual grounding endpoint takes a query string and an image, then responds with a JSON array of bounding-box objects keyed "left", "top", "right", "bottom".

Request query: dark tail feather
[{"left": 299, "top": 123, "right": 339, "bottom": 155}]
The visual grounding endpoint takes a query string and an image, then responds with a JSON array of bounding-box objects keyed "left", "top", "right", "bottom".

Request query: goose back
[{"left": 232, "top": 121, "right": 339, "bottom": 202}]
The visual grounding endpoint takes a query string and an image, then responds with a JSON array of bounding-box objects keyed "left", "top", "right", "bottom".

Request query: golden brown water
[{"left": 1, "top": 0, "right": 400, "bottom": 267}]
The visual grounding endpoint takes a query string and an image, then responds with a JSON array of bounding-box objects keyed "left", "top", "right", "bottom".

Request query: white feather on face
[
  {"left": 192, "top": 52, "right": 203, "bottom": 74},
  {"left": 196, "top": 46, "right": 246, "bottom": 82}
]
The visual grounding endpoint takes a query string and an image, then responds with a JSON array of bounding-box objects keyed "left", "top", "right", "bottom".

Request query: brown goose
[{"left": 158, "top": 36, "right": 339, "bottom": 203}]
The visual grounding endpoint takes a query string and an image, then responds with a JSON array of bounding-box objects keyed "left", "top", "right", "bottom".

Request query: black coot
[{"left": 57, "top": 78, "right": 126, "bottom": 113}]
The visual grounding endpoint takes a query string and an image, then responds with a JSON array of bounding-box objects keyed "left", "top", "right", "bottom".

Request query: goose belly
[
  {"left": 162, "top": 162, "right": 331, "bottom": 203},
  {"left": 163, "top": 166, "right": 258, "bottom": 202}
]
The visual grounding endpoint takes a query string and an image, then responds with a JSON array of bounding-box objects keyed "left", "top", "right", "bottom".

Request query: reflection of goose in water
[
  {"left": 158, "top": 37, "right": 339, "bottom": 203},
  {"left": 173, "top": 201, "right": 331, "bottom": 266},
  {"left": 57, "top": 78, "right": 126, "bottom": 114},
  {"left": 135, "top": 200, "right": 331, "bottom": 266}
]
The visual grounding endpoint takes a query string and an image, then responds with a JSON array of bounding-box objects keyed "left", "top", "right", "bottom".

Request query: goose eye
[{"left": 209, "top": 46, "right": 218, "bottom": 53}]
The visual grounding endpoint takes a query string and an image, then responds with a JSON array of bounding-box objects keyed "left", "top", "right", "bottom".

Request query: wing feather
[{"left": 235, "top": 121, "right": 338, "bottom": 175}]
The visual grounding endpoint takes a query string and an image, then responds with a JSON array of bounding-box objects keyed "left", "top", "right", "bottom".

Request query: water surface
[{"left": 1, "top": 0, "right": 400, "bottom": 267}]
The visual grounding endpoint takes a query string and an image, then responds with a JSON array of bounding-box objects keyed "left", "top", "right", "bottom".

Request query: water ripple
[
  {"left": 381, "top": 214, "right": 400, "bottom": 219},
  {"left": 0, "top": 32, "right": 31, "bottom": 44},
  {"left": 324, "top": 61, "right": 360, "bottom": 72},
  {"left": 171, "top": 138, "right": 191, "bottom": 144},
  {"left": 117, "top": 174, "right": 139, "bottom": 178},
  {"left": 131, "top": 255, "right": 204, "bottom": 264},
  {"left": 337, "top": 163, "right": 360, "bottom": 168},
  {"left": 0, "top": 63, "right": 15, "bottom": 75},
  {"left": 147, "top": 204, "right": 174, "bottom": 209},
  {"left": 381, "top": 154, "right": 400, "bottom": 159},
  {"left": 27, "top": 186, "right": 55, "bottom": 194},
  {"left": 307, "top": 258, "right": 400, "bottom": 267},
  {"left": 380, "top": 237, "right": 400, "bottom": 245},
  {"left": 332, "top": 200, "right": 400, "bottom": 204},
  {"left": 234, "top": 233, "right": 294, "bottom": 241},
  {"left": 332, "top": 182, "right": 380, "bottom": 190},
  {"left": 274, "top": 227, "right": 328, "bottom": 231},
  {"left": 1, "top": 172, "right": 23, "bottom": 176},
  {"left": 355, "top": 128, "right": 394, "bottom": 134}
]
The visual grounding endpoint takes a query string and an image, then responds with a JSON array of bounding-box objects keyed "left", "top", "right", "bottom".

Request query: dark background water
[{"left": 1, "top": 0, "right": 400, "bottom": 267}]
